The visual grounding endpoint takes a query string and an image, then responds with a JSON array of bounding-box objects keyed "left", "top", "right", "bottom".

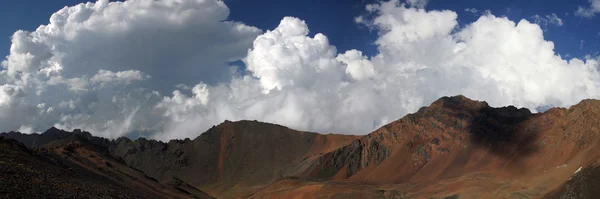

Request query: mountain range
[{"left": 2, "top": 95, "right": 600, "bottom": 198}]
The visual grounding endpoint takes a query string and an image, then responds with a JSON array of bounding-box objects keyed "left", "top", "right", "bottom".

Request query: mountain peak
[
  {"left": 45, "top": 126, "right": 59, "bottom": 132},
  {"left": 43, "top": 126, "right": 66, "bottom": 135},
  {"left": 430, "top": 95, "right": 489, "bottom": 111}
]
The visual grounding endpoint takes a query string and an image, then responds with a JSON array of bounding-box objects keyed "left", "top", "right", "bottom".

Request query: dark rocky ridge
[
  {"left": 1, "top": 133, "right": 215, "bottom": 199},
  {"left": 0, "top": 137, "right": 148, "bottom": 198},
  {"left": 556, "top": 166, "right": 600, "bottom": 199},
  {"left": 1, "top": 127, "right": 111, "bottom": 149}
]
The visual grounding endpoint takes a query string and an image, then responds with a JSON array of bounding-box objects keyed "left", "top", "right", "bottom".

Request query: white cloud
[
  {"left": 47, "top": 76, "right": 89, "bottom": 92},
  {"left": 244, "top": 17, "right": 343, "bottom": 93},
  {"left": 2, "top": 0, "right": 600, "bottom": 141},
  {"left": 0, "top": 0, "right": 261, "bottom": 138},
  {"left": 531, "top": 13, "right": 564, "bottom": 28},
  {"left": 175, "top": 84, "right": 192, "bottom": 90},
  {"left": 152, "top": 2, "right": 600, "bottom": 140},
  {"left": 90, "top": 69, "right": 149, "bottom": 87},
  {"left": 337, "top": 50, "right": 375, "bottom": 81},
  {"left": 17, "top": 125, "right": 34, "bottom": 134},
  {"left": 54, "top": 106, "right": 140, "bottom": 138},
  {"left": 0, "top": 84, "right": 26, "bottom": 106},
  {"left": 6, "top": 0, "right": 260, "bottom": 91},
  {"left": 576, "top": 0, "right": 600, "bottom": 17},
  {"left": 156, "top": 0, "right": 600, "bottom": 140}
]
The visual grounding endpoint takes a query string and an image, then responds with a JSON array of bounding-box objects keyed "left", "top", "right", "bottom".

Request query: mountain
[
  {"left": 108, "top": 120, "right": 360, "bottom": 197},
  {"left": 0, "top": 136, "right": 212, "bottom": 198},
  {"left": 2, "top": 95, "right": 600, "bottom": 198},
  {"left": 1, "top": 120, "right": 360, "bottom": 198},
  {"left": 247, "top": 96, "right": 600, "bottom": 198}
]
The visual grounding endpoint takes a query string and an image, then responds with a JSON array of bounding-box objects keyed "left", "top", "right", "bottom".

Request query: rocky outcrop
[{"left": 555, "top": 166, "right": 600, "bottom": 199}]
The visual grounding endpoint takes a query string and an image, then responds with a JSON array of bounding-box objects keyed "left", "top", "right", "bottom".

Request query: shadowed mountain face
[
  {"left": 0, "top": 127, "right": 103, "bottom": 148},
  {"left": 0, "top": 136, "right": 212, "bottom": 199},
  {"left": 0, "top": 134, "right": 214, "bottom": 198},
  {"left": 3, "top": 95, "right": 600, "bottom": 198}
]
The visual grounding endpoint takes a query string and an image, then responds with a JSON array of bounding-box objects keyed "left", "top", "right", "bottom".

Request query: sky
[{"left": 0, "top": 0, "right": 599, "bottom": 140}]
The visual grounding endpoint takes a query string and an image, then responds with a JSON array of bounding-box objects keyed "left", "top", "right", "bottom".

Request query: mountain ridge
[{"left": 3, "top": 95, "right": 600, "bottom": 198}]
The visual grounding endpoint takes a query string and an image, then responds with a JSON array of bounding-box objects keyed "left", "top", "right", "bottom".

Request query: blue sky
[{"left": 2, "top": 0, "right": 599, "bottom": 60}]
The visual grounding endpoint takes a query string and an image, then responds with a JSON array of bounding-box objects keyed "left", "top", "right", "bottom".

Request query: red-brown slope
[
  {"left": 294, "top": 95, "right": 600, "bottom": 198},
  {"left": 109, "top": 120, "right": 361, "bottom": 197}
]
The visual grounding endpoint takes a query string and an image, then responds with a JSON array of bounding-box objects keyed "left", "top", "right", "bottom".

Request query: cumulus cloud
[
  {"left": 337, "top": 50, "right": 375, "bottom": 81},
  {"left": 2, "top": 0, "right": 600, "bottom": 141},
  {"left": 155, "top": 17, "right": 362, "bottom": 139},
  {"left": 47, "top": 76, "right": 89, "bottom": 92},
  {"left": 576, "top": 0, "right": 600, "bottom": 17},
  {"left": 244, "top": 17, "right": 343, "bottom": 93},
  {"left": 4, "top": 0, "right": 260, "bottom": 90},
  {"left": 0, "top": 0, "right": 261, "bottom": 138},
  {"left": 153, "top": 1, "right": 600, "bottom": 139},
  {"left": 91, "top": 70, "right": 149, "bottom": 87},
  {"left": 360, "top": 0, "right": 599, "bottom": 110}
]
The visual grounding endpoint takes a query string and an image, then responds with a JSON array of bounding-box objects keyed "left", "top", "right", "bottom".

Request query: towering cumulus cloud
[
  {"left": 0, "top": 0, "right": 261, "bottom": 138},
  {"left": 1, "top": 0, "right": 599, "bottom": 140}
]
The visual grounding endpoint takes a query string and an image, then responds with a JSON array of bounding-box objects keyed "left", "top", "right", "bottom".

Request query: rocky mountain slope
[
  {"left": 251, "top": 95, "right": 600, "bottom": 198},
  {"left": 1, "top": 120, "right": 360, "bottom": 198},
  {"left": 0, "top": 136, "right": 212, "bottom": 198},
  {"left": 2, "top": 95, "right": 600, "bottom": 198},
  {"left": 108, "top": 120, "right": 360, "bottom": 197}
]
